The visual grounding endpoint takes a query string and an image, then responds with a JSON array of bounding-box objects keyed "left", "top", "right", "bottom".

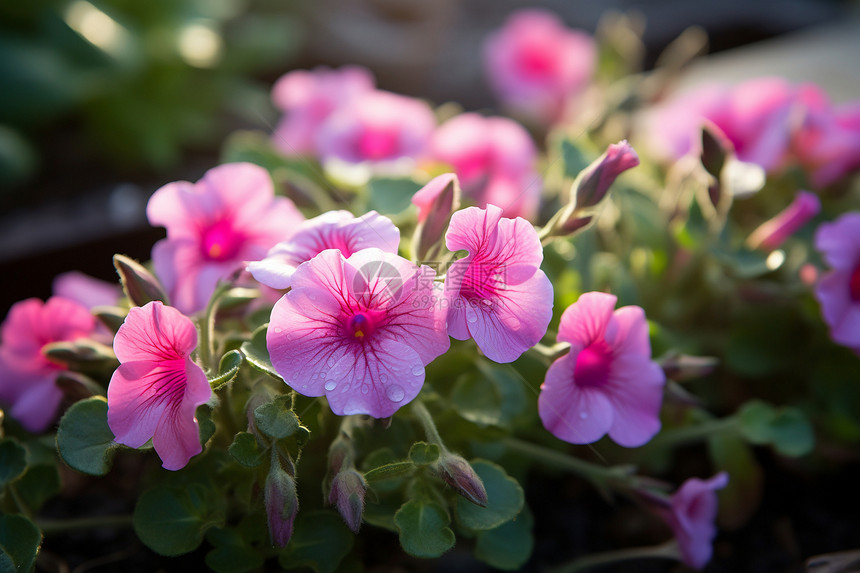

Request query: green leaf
[
  {"left": 205, "top": 527, "right": 264, "bottom": 573},
  {"left": 708, "top": 434, "right": 762, "bottom": 528},
  {"left": 209, "top": 350, "right": 244, "bottom": 390},
  {"left": 451, "top": 374, "right": 502, "bottom": 427},
  {"left": 0, "top": 438, "right": 27, "bottom": 487},
  {"left": 363, "top": 461, "right": 415, "bottom": 483},
  {"left": 367, "top": 178, "right": 421, "bottom": 215},
  {"left": 241, "top": 324, "right": 283, "bottom": 381},
  {"left": 0, "top": 514, "right": 42, "bottom": 573},
  {"left": 133, "top": 485, "right": 224, "bottom": 556},
  {"left": 278, "top": 511, "right": 353, "bottom": 573},
  {"left": 394, "top": 499, "right": 455, "bottom": 558},
  {"left": 15, "top": 464, "right": 61, "bottom": 512},
  {"left": 474, "top": 506, "right": 534, "bottom": 570},
  {"left": 737, "top": 400, "right": 777, "bottom": 444},
  {"left": 253, "top": 396, "right": 299, "bottom": 439},
  {"left": 197, "top": 406, "right": 216, "bottom": 447},
  {"left": 455, "top": 460, "right": 524, "bottom": 531},
  {"left": 408, "top": 442, "right": 440, "bottom": 466},
  {"left": 228, "top": 432, "right": 266, "bottom": 468},
  {"left": 770, "top": 408, "right": 814, "bottom": 457},
  {"left": 55, "top": 397, "right": 117, "bottom": 476},
  {"left": 561, "top": 139, "right": 591, "bottom": 179}
]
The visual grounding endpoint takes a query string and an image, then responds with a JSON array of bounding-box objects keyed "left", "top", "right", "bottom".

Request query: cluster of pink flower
[{"left": 648, "top": 77, "right": 860, "bottom": 188}]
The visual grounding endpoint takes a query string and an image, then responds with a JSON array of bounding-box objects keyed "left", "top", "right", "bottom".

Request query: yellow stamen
[
  {"left": 354, "top": 330, "right": 365, "bottom": 339},
  {"left": 208, "top": 243, "right": 223, "bottom": 259}
]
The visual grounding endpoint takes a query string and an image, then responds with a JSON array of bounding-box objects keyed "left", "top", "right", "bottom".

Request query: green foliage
[
  {"left": 455, "top": 460, "right": 524, "bottom": 531},
  {"left": 278, "top": 511, "right": 354, "bottom": 573},
  {"left": 394, "top": 499, "right": 455, "bottom": 558},
  {"left": 241, "top": 324, "right": 283, "bottom": 381},
  {"left": 55, "top": 396, "right": 117, "bottom": 476},
  {"left": 15, "top": 464, "right": 61, "bottom": 512},
  {"left": 738, "top": 400, "right": 815, "bottom": 457},
  {"left": 133, "top": 484, "right": 225, "bottom": 556},
  {"left": 205, "top": 527, "right": 264, "bottom": 573},
  {"left": 228, "top": 432, "right": 266, "bottom": 468},
  {"left": 0, "top": 514, "right": 42, "bottom": 573},
  {"left": 474, "top": 506, "right": 534, "bottom": 570},
  {"left": 253, "top": 396, "right": 300, "bottom": 440},
  {"left": 561, "top": 139, "right": 592, "bottom": 179},
  {"left": 367, "top": 178, "right": 422, "bottom": 215},
  {"left": 0, "top": 439, "right": 27, "bottom": 487},
  {"left": 408, "top": 442, "right": 440, "bottom": 466},
  {"left": 363, "top": 461, "right": 415, "bottom": 483},
  {"left": 209, "top": 350, "right": 244, "bottom": 390},
  {"left": 452, "top": 364, "right": 530, "bottom": 430},
  {"left": 708, "top": 433, "right": 762, "bottom": 528}
]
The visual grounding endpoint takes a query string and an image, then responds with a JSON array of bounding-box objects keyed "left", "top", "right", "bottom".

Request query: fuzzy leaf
[
  {"left": 0, "top": 439, "right": 27, "bottom": 487},
  {"left": 455, "top": 460, "right": 524, "bottom": 531},
  {"left": 228, "top": 432, "right": 266, "bottom": 468},
  {"left": 278, "top": 511, "right": 353, "bottom": 573},
  {"left": 241, "top": 324, "right": 283, "bottom": 381},
  {"left": 133, "top": 485, "right": 224, "bottom": 556},
  {"left": 253, "top": 396, "right": 299, "bottom": 439},
  {"left": 474, "top": 506, "right": 534, "bottom": 570},
  {"left": 394, "top": 499, "right": 455, "bottom": 558},
  {"left": 0, "top": 514, "right": 42, "bottom": 573},
  {"left": 55, "top": 397, "right": 117, "bottom": 476},
  {"left": 408, "top": 442, "right": 440, "bottom": 466},
  {"left": 209, "top": 350, "right": 244, "bottom": 390}
]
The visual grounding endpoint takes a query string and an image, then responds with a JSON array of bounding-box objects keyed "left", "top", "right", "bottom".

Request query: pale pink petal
[
  {"left": 557, "top": 292, "right": 617, "bottom": 347},
  {"left": 604, "top": 305, "right": 650, "bottom": 357},
  {"left": 113, "top": 302, "right": 197, "bottom": 363},
  {"left": 53, "top": 271, "right": 121, "bottom": 309},
  {"left": 412, "top": 173, "right": 457, "bottom": 222},
  {"left": 815, "top": 213, "right": 860, "bottom": 270},
  {"left": 145, "top": 181, "right": 200, "bottom": 238},
  {"left": 107, "top": 361, "right": 171, "bottom": 448},
  {"left": 152, "top": 401, "right": 203, "bottom": 471},
  {"left": 492, "top": 213, "right": 545, "bottom": 282},
  {"left": 604, "top": 355, "right": 665, "bottom": 447},
  {"left": 538, "top": 354, "right": 614, "bottom": 444},
  {"left": 9, "top": 374, "right": 62, "bottom": 433},
  {"left": 446, "top": 205, "right": 504, "bottom": 253},
  {"left": 670, "top": 472, "right": 729, "bottom": 569}
]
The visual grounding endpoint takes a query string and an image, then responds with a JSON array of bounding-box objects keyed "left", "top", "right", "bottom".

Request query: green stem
[
  {"left": 646, "top": 416, "right": 739, "bottom": 450},
  {"left": 37, "top": 515, "right": 134, "bottom": 536},
  {"left": 198, "top": 280, "right": 234, "bottom": 372},
  {"left": 412, "top": 400, "right": 449, "bottom": 453},
  {"left": 503, "top": 437, "right": 635, "bottom": 489},
  {"left": 551, "top": 540, "right": 679, "bottom": 573},
  {"left": 8, "top": 484, "right": 31, "bottom": 518},
  {"left": 529, "top": 342, "right": 570, "bottom": 361}
]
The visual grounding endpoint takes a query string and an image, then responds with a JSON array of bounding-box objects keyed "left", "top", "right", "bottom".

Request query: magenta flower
[
  {"left": 659, "top": 472, "right": 729, "bottom": 570},
  {"left": 147, "top": 162, "right": 304, "bottom": 314},
  {"left": 0, "top": 297, "right": 97, "bottom": 432},
  {"left": 53, "top": 271, "right": 121, "bottom": 310},
  {"left": 538, "top": 292, "right": 665, "bottom": 446},
  {"left": 443, "top": 205, "right": 553, "bottom": 363},
  {"left": 271, "top": 66, "right": 374, "bottom": 156},
  {"left": 746, "top": 190, "right": 820, "bottom": 251},
  {"left": 316, "top": 90, "right": 435, "bottom": 165},
  {"left": 431, "top": 113, "right": 540, "bottom": 220},
  {"left": 267, "top": 248, "right": 449, "bottom": 418},
  {"left": 107, "top": 301, "right": 212, "bottom": 470},
  {"left": 573, "top": 140, "right": 640, "bottom": 209},
  {"left": 814, "top": 212, "right": 860, "bottom": 351},
  {"left": 247, "top": 210, "right": 399, "bottom": 290},
  {"left": 484, "top": 9, "right": 596, "bottom": 124}
]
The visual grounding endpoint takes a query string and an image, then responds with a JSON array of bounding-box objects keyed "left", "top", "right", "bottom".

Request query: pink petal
[
  {"left": 146, "top": 180, "right": 200, "bottom": 239},
  {"left": 107, "top": 361, "right": 173, "bottom": 448},
  {"left": 538, "top": 354, "right": 614, "bottom": 444},
  {"left": 604, "top": 305, "right": 651, "bottom": 357},
  {"left": 412, "top": 173, "right": 457, "bottom": 222},
  {"left": 604, "top": 355, "right": 665, "bottom": 447},
  {"left": 831, "top": 304, "right": 860, "bottom": 348},
  {"left": 152, "top": 399, "right": 203, "bottom": 471},
  {"left": 9, "top": 373, "right": 63, "bottom": 433},
  {"left": 815, "top": 213, "right": 860, "bottom": 270},
  {"left": 113, "top": 302, "right": 197, "bottom": 363},
  {"left": 446, "top": 205, "right": 505, "bottom": 253},
  {"left": 53, "top": 271, "right": 121, "bottom": 309},
  {"left": 557, "top": 292, "right": 617, "bottom": 347}
]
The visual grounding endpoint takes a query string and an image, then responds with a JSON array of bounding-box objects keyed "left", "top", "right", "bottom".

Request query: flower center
[
  {"left": 458, "top": 260, "right": 501, "bottom": 305},
  {"left": 517, "top": 42, "right": 557, "bottom": 79},
  {"left": 357, "top": 129, "right": 399, "bottom": 160},
  {"left": 850, "top": 262, "right": 860, "bottom": 302},
  {"left": 574, "top": 340, "right": 613, "bottom": 388},
  {"left": 348, "top": 312, "right": 374, "bottom": 341},
  {"left": 201, "top": 220, "right": 242, "bottom": 261}
]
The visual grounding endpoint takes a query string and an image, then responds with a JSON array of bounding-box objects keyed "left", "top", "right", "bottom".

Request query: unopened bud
[
  {"left": 265, "top": 457, "right": 299, "bottom": 547},
  {"left": 328, "top": 469, "right": 366, "bottom": 533},
  {"left": 113, "top": 254, "right": 167, "bottom": 307},
  {"left": 660, "top": 352, "right": 719, "bottom": 382},
  {"left": 700, "top": 122, "right": 732, "bottom": 179},
  {"left": 746, "top": 190, "right": 820, "bottom": 251},
  {"left": 411, "top": 173, "right": 461, "bottom": 261},
  {"left": 433, "top": 454, "right": 487, "bottom": 507},
  {"left": 573, "top": 141, "right": 639, "bottom": 210},
  {"left": 42, "top": 340, "right": 117, "bottom": 370}
]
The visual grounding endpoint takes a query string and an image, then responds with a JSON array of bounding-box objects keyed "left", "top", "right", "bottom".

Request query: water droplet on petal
[
  {"left": 361, "top": 385, "right": 369, "bottom": 394},
  {"left": 579, "top": 411, "right": 588, "bottom": 420},
  {"left": 327, "top": 357, "right": 336, "bottom": 367},
  {"left": 379, "top": 373, "right": 388, "bottom": 383},
  {"left": 386, "top": 384, "right": 405, "bottom": 403},
  {"left": 274, "top": 327, "right": 283, "bottom": 333},
  {"left": 467, "top": 312, "right": 478, "bottom": 323},
  {"left": 324, "top": 380, "right": 337, "bottom": 391},
  {"left": 411, "top": 365, "right": 424, "bottom": 377}
]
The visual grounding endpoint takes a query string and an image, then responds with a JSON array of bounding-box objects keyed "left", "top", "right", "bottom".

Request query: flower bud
[
  {"left": 113, "top": 254, "right": 168, "bottom": 307},
  {"left": 265, "top": 457, "right": 299, "bottom": 547},
  {"left": 746, "top": 190, "right": 821, "bottom": 251},
  {"left": 328, "top": 468, "right": 367, "bottom": 533},
  {"left": 659, "top": 352, "right": 719, "bottom": 382},
  {"left": 411, "top": 173, "right": 461, "bottom": 261},
  {"left": 573, "top": 141, "right": 639, "bottom": 210},
  {"left": 433, "top": 454, "right": 488, "bottom": 507}
]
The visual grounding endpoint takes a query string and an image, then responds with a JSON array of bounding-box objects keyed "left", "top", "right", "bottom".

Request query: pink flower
[
  {"left": 660, "top": 472, "right": 729, "bottom": 570},
  {"left": 271, "top": 66, "right": 374, "bottom": 156},
  {"left": 573, "top": 140, "right": 640, "bottom": 209},
  {"left": 814, "top": 212, "right": 860, "bottom": 350},
  {"left": 793, "top": 86, "right": 860, "bottom": 187},
  {"left": 746, "top": 190, "right": 820, "bottom": 251},
  {"left": 316, "top": 90, "right": 435, "bottom": 165},
  {"left": 107, "top": 301, "right": 212, "bottom": 471},
  {"left": 53, "top": 271, "right": 121, "bottom": 309},
  {"left": 538, "top": 292, "right": 665, "bottom": 446},
  {"left": 147, "top": 162, "right": 304, "bottom": 315},
  {"left": 484, "top": 9, "right": 596, "bottom": 124},
  {"left": 411, "top": 173, "right": 461, "bottom": 260},
  {"left": 0, "top": 297, "right": 97, "bottom": 432},
  {"left": 443, "top": 205, "right": 553, "bottom": 363},
  {"left": 649, "top": 78, "right": 797, "bottom": 172},
  {"left": 247, "top": 210, "right": 399, "bottom": 290},
  {"left": 267, "top": 248, "right": 449, "bottom": 418},
  {"left": 431, "top": 113, "right": 540, "bottom": 220}
]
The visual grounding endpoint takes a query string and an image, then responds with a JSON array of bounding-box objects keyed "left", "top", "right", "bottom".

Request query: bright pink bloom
[
  {"left": 793, "top": 85, "right": 860, "bottom": 187},
  {"left": 538, "top": 292, "right": 665, "bottom": 447},
  {"left": 432, "top": 113, "right": 540, "bottom": 220},
  {"left": 443, "top": 205, "right": 553, "bottom": 363},
  {"left": 271, "top": 66, "right": 374, "bottom": 156},
  {"left": 573, "top": 140, "right": 640, "bottom": 209},
  {"left": 649, "top": 78, "right": 797, "bottom": 172},
  {"left": 660, "top": 472, "right": 729, "bottom": 570},
  {"left": 484, "top": 9, "right": 596, "bottom": 124},
  {"left": 0, "top": 297, "right": 97, "bottom": 432},
  {"left": 147, "top": 162, "right": 304, "bottom": 314},
  {"left": 267, "top": 248, "right": 449, "bottom": 418},
  {"left": 53, "top": 271, "right": 121, "bottom": 309},
  {"left": 814, "top": 212, "right": 860, "bottom": 350},
  {"left": 747, "top": 190, "right": 820, "bottom": 251},
  {"left": 247, "top": 210, "right": 399, "bottom": 290},
  {"left": 107, "top": 301, "right": 212, "bottom": 471},
  {"left": 316, "top": 90, "right": 435, "bottom": 165}
]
